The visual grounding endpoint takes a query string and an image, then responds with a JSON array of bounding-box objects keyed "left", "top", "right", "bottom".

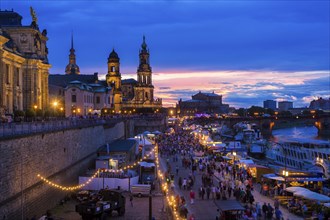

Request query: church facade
[
  {"left": 49, "top": 36, "right": 161, "bottom": 116},
  {"left": 105, "top": 36, "right": 162, "bottom": 113},
  {"left": 0, "top": 8, "right": 50, "bottom": 116}
]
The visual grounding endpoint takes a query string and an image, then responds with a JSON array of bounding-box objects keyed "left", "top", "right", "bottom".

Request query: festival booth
[
  {"left": 206, "top": 142, "right": 227, "bottom": 153},
  {"left": 214, "top": 200, "right": 245, "bottom": 220},
  {"left": 283, "top": 187, "right": 330, "bottom": 217},
  {"left": 245, "top": 164, "right": 273, "bottom": 182},
  {"left": 224, "top": 152, "right": 242, "bottom": 164}
]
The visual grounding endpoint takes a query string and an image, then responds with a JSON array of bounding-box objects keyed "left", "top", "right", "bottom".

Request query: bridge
[{"left": 191, "top": 115, "right": 330, "bottom": 138}]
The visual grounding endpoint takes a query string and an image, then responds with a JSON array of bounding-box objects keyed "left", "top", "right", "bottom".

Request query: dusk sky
[{"left": 2, "top": 0, "right": 330, "bottom": 108}]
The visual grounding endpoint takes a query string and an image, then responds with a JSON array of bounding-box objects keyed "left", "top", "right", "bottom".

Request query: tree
[
  {"left": 25, "top": 109, "right": 35, "bottom": 118},
  {"left": 234, "top": 108, "right": 246, "bottom": 117},
  {"left": 247, "top": 106, "right": 265, "bottom": 116}
]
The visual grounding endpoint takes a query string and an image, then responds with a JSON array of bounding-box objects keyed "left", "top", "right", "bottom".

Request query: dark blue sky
[{"left": 2, "top": 0, "right": 329, "bottom": 107}]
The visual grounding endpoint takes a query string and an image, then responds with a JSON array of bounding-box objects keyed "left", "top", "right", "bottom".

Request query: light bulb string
[{"left": 37, "top": 147, "right": 155, "bottom": 190}]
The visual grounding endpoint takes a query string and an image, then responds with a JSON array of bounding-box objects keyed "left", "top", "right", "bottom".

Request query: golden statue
[{"left": 30, "top": 6, "right": 38, "bottom": 23}]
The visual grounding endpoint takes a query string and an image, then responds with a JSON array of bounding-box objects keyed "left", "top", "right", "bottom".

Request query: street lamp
[
  {"left": 53, "top": 101, "right": 58, "bottom": 114},
  {"left": 282, "top": 169, "right": 289, "bottom": 199},
  {"left": 233, "top": 151, "right": 237, "bottom": 164}
]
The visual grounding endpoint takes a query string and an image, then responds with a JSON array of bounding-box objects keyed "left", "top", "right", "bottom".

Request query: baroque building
[
  {"left": 177, "top": 91, "right": 229, "bottom": 116},
  {"left": 106, "top": 36, "right": 162, "bottom": 113},
  {"left": 49, "top": 36, "right": 113, "bottom": 117},
  {"left": 0, "top": 8, "right": 50, "bottom": 115}
]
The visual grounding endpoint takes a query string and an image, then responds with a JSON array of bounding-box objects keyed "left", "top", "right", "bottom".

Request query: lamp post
[
  {"left": 149, "top": 188, "right": 152, "bottom": 220},
  {"left": 233, "top": 151, "right": 237, "bottom": 164},
  {"left": 33, "top": 105, "right": 37, "bottom": 121},
  {"left": 53, "top": 101, "right": 58, "bottom": 117}
]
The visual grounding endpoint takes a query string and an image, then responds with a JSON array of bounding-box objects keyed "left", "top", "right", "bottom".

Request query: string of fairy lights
[
  {"left": 154, "top": 144, "right": 184, "bottom": 220},
  {"left": 36, "top": 148, "right": 155, "bottom": 191},
  {"left": 37, "top": 141, "right": 183, "bottom": 219}
]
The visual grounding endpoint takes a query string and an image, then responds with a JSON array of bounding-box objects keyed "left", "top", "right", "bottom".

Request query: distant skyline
[{"left": 2, "top": 0, "right": 329, "bottom": 108}]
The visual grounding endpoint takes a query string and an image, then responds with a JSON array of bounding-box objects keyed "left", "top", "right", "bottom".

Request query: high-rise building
[
  {"left": 263, "top": 100, "right": 277, "bottom": 110},
  {"left": 0, "top": 8, "right": 50, "bottom": 115},
  {"left": 278, "top": 101, "right": 293, "bottom": 111}
]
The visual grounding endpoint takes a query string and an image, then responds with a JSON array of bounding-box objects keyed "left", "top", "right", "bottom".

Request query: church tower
[
  {"left": 106, "top": 49, "right": 122, "bottom": 112},
  {"left": 65, "top": 34, "right": 80, "bottom": 74},
  {"left": 135, "top": 36, "right": 154, "bottom": 102}
]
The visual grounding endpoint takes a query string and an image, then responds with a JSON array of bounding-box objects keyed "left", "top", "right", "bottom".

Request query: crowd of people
[{"left": 157, "top": 130, "right": 285, "bottom": 220}]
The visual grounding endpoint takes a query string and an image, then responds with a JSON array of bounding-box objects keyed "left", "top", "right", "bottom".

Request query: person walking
[
  {"left": 178, "top": 177, "right": 182, "bottom": 189},
  {"left": 189, "top": 190, "right": 195, "bottom": 204},
  {"left": 262, "top": 202, "right": 268, "bottom": 220}
]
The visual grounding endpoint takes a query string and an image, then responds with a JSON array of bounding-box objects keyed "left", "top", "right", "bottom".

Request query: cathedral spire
[
  {"left": 70, "top": 32, "right": 75, "bottom": 54},
  {"left": 141, "top": 35, "right": 147, "bottom": 51},
  {"left": 71, "top": 32, "right": 74, "bottom": 50},
  {"left": 65, "top": 33, "right": 80, "bottom": 74}
]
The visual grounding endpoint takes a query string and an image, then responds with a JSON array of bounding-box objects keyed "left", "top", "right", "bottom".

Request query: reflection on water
[{"left": 272, "top": 126, "right": 330, "bottom": 143}]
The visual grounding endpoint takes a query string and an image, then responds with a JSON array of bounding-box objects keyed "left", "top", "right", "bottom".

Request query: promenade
[{"left": 159, "top": 153, "right": 303, "bottom": 220}]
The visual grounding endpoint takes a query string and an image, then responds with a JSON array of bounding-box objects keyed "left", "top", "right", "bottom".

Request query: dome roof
[
  {"left": 108, "top": 49, "right": 119, "bottom": 60},
  {"left": 65, "top": 63, "right": 80, "bottom": 75}
]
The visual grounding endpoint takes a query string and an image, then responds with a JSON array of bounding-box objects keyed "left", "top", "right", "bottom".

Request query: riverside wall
[{"left": 0, "top": 121, "right": 126, "bottom": 219}]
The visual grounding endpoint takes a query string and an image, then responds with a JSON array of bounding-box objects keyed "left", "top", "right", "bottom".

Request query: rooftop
[{"left": 98, "top": 139, "right": 137, "bottom": 153}]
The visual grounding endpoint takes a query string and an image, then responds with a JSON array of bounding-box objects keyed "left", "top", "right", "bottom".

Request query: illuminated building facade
[
  {"left": 106, "top": 36, "right": 162, "bottom": 113},
  {"left": 0, "top": 8, "right": 50, "bottom": 115}
]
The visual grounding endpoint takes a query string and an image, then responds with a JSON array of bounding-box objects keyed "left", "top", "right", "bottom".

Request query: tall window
[
  {"left": 111, "top": 66, "right": 115, "bottom": 72},
  {"left": 16, "top": 68, "right": 20, "bottom": 86},
  {"left": 72, "top": 94, "right": 76, "bottom": 103},
  {"left": 96, "top": 96, "right": 100, "bottom": 104},
  {"left": 6, "top": 64, "right": 10, "bottom": 84}
]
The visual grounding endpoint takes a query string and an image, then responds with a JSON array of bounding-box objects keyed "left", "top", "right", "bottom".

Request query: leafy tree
[
  {"left": 36, "top": 109, "right": 43, "bottom": 117},
  {"left": 234, "top": 108, "right": 246, "bottom": 117},
  {"left": 279, "top": 111, "right": 292, "bottom": 117},
  {"left": 14, "top": 110, "right": 25, "bottom": 117},
  {"left": 247, "top": 106, "right": 265, "bottom": 116},
  {"left": 265, "top": 108, "right": 275, "bottom": 116}
]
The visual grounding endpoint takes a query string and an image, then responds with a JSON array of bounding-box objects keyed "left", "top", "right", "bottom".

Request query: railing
[
  {"left": 0, "top": 118, "right": 122, "bottom": 139},
  {"left": 0, "top": 115, "right": 166, "bottom": 139}
]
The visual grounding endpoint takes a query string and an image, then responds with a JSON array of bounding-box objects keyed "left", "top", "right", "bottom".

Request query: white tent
[
  {"left": 285, "top": 186, "right": 311, "bottom": 194},
  {"left": 263, "top": 173, "right": 285, "bottom": 181},
  {"left": 323, "top": 203, "right": 330, "bottom": 208},
  {"left": 294, "top": 191, "right": 330, "bottom": 202}
]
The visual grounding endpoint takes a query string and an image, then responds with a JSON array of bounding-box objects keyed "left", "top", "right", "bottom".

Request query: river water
[{"left": 272, "top": 126, "right": 330, "bottom": 144}]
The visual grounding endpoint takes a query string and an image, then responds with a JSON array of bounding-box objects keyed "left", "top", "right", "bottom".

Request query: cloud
[{"left": 2, "top": 1, "right": 328, "bottom": 108}]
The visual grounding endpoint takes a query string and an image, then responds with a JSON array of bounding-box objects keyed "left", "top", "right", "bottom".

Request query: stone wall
[{"left": 0, "top": 122, "right": 125, "bottom": 219}]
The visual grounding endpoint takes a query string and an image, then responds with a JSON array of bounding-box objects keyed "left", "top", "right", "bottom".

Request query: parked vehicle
[
  {"left": 75, "top": 189, "right": 126, "bottom": 219},
  {"left": 131, "top": 184, "right": 151, "bottom": 197}
]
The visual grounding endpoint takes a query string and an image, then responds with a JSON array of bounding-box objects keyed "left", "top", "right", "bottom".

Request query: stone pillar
[
  {"left": 260, "top": 118, "right": 273, "bottom": 138},
  {"left": 317, "top": 117, "right": 330, "bottom": 138}
]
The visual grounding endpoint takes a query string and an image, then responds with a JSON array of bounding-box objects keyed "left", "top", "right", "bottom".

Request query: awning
[
  {"left": 294, "top": 191, "right": 330, "bottom": 202},
  {"left": 323, "top": 203, "right": 330, "bottom": 208},
  {"left": 214, "top": 200, "right": 245, "bottom": 211},
  {"left": 263, "top": 173, "right": 285, "bottom": 181},
  {"left": 222, "top": 156, "right": 232, "bottom": 160},
  {"left": 285, "top": 186, "right": 311, "bottom": 194},
  {"left": 239, "top": 159, "right": 255, "bottom": 165},
  {"left": 247, "top": 164, "right": 268, "bottom": 169}
]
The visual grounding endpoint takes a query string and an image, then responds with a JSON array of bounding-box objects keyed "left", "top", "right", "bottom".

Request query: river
[{"left": 272, "top": 126, "right": 330, "bottom": 143}]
